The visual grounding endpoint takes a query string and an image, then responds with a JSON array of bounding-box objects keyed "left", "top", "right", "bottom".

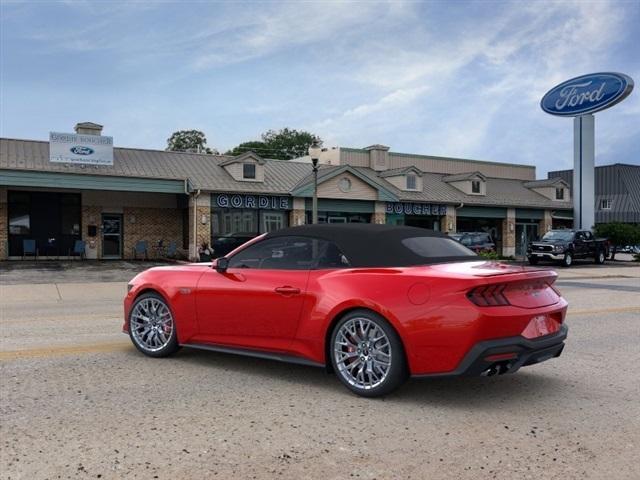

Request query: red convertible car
[{"left": 124, "top": 224, "right": 568, "bottom": 397}]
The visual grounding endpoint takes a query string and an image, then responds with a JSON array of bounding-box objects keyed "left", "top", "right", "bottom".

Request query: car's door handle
[{"left": 274, "top": 286, "right": 301, "bottom": 296}]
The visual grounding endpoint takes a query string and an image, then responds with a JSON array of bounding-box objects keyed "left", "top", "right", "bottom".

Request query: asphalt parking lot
[{"left": 1, "top": 260, "right": 639, "bottom": 479}]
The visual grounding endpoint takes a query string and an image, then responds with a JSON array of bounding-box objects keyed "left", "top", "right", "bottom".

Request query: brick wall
[
  {"left": 81, "top": 205, "right": 103, "bottom": 259},
  {"left": 502, "top": 208, "right": 516, "bottom": 257},
  {"left": 188, "top": 193, "right": 211, "bottom": 260},
  {"left": 539, "top": 210, "right": 553, "bottom": 235},
  {"left": 123, "top": 207, "right": 183, "bottom": 260},
  {"left": 0, "top": 188, "right": 7, "bottom": 260},
  {"left": 440, "top": 205, "right": 457, "bottom": 233}
]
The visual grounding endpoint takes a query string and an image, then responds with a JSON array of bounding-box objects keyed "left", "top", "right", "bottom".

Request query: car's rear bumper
[{"left": 412, "top": 323, "right": 568, "bottom": 378}]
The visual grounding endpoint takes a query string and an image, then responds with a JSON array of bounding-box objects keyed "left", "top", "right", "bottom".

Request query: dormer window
[
  {"left": 406, "top": 174, "right": 417, "bottom": 190},
  {"left": 555, "top": 187, "right": 564, "bottom": 200},
  {"left": 243, "top": 163, "right": 256, "bottom": 180},
  {"left": 471, "top": 180, "right": 481, "bottom": 194}
]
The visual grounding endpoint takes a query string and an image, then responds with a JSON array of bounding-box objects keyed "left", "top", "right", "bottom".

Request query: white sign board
[{"left": 49, "top": 132, "right": 114, "bottom": 166}]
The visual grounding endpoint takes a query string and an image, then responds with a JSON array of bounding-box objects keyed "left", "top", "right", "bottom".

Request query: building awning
[
  {"left": 457, "top": 206, "right": 507, "bottom": 219},
  {"left": 552, "top": 211, "right": 574, "bottom": 220},
  {"left": 0, "top": 169, "right": 188, "bottom": 194}
]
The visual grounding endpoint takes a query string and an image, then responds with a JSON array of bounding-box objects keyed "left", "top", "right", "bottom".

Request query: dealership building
[
  {"left": 0, "top": 122, "right": 574, "bottom": 261},
  {"left": 548, "top": 163, "right": 640, "bottom": 224}
]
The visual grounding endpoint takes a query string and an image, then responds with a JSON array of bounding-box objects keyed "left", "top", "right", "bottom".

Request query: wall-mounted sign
[
  {"left": 540, "top": 72, "right": 634, "bottom": 117},
  {"left": 49, "top": 132, "right": 114, "bottom": 166},
  {"left": 215, "top": 194, "right": 290, "bottom": 210},
  {"left": 386, "top": 202, "right": 447, "bottom": 216}
]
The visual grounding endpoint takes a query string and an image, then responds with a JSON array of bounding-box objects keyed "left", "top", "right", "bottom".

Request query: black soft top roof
[{"left": 266, "top": 224, "right": 477, "bottom": 267}]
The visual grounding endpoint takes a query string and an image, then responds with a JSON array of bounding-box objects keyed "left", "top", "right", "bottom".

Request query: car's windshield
[{"left": 542, "top": 231, "right": 574, "bottom": 241}]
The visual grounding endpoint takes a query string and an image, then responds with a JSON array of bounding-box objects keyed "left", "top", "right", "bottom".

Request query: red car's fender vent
[{"left": 467, "top": 284, "right": 510, "bottom": 306}]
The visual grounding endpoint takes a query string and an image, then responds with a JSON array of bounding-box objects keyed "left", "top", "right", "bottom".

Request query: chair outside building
[
  {"left": 133, "top": 240, "right": 149, "bottom": 260},
  {"left": 22, "top": 239, "right": 38, "bottom": 260},
  {"left": 69, "top": 240, "right": 86, "bottom": 260}
]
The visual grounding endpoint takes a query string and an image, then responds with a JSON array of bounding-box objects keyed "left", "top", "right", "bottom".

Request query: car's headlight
[{"left": 554, "top": 245, "right": 564, "bottom": 252}]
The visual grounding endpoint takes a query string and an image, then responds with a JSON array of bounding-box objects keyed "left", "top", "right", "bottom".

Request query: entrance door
[
  {"left": 102, "top": 214, "right": 123, "bottom": 259},
  {"left": 516, "top": 223, "right": 539, "bottom": 256}
]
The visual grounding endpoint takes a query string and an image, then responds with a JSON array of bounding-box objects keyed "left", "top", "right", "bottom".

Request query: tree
[
  {"left": 166, "top": 130, "right": 217, "bottom": 154},
  {"left": 226, "top": 128, "right": 322, "bottom": 160},
  {"left": 225, "top": 141, "right": 268, "bottom": 157},
  {"left": 594, "top": 222, "right": 640, "bottom": 260}
]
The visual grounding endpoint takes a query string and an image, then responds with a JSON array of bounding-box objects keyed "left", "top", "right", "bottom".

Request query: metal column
[{"left": 573, "top": 114, "right": 595, "bottom": 230}]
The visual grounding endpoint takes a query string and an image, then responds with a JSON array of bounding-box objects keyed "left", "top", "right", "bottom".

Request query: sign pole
[
  {"left": 541, "top": 72, "right": 633, "bottom": 231},
  {"left": 573, "top": 114, "right": 595, "bottom": 230}
]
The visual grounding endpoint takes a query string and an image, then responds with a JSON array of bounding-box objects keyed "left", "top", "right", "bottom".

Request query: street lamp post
[{"left": 308, "top": 140, "right": 322, "bottom": 224}]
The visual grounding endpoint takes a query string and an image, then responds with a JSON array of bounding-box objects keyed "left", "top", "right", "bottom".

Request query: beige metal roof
[
  {"left": 0, "top": 138, "right": 311, "bottom": 194},
  {"left": 357, "top": 168, "right": 572, "bottom": 209},
  {"left": 1, "top": 137, "right": 572, "bottom": 209}
]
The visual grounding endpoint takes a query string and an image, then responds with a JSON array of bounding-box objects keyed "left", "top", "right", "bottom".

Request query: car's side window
[
  {"left": 227, "top": 236, "right": 313, "bottom": 270},
  {"left": 315, "top": 240, "right": 351, "bottom": 269},
  {"left": 228, "top": 236, "right": 351, "bottom": 270}
]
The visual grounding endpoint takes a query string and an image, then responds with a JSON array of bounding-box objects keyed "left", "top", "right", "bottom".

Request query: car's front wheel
[
  {"left": 528, "top": 256, "right": 539, "bottom": 265},
  {"left": 595, "top": 250, "right": 606, "bottom": 265},
  {"left": 561, "top": 252, "right": 573, "bottom": 267},
  {"left": 330, "top": 310, "right": 407, "bottom": 397},
  {"left": 129, "top": 292, "right": 180, "bottom": 358}
]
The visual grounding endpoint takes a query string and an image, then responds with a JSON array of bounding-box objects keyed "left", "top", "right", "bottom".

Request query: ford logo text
[
  {"left": 541, "top": 72, "right": 633, "bottom": 117},
  {"left": 70, "top": 146, "right": 95, "bottom": 155}
]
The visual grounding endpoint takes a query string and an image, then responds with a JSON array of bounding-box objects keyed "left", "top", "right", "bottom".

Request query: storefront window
[
  {"left": 8, "top": 192, "right": 30, "bottom": 234},
  {"left": 60, "top": 194, "right": 81, "bottom": 235},
  {"left": 261, "top": 212, "right": 286, "bottom": 232},
  {"left": 7, "top": 191, "right": 81, "bottom": 257},
  {"left": 212, "top": 208, "right": 288, "bottom": 235},
  {"left": 307, "top": 212, "right": 372, "bottom": 224}
]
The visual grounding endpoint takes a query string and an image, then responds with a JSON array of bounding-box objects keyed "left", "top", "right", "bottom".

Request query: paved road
[{"left": 1, "top": 265, "right": 639, "bottom": 479}]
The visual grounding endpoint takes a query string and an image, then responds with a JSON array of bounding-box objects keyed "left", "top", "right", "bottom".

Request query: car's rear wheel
[
  {"left": 595, "top": 250, "right": 606, "bottom": 264},
  {"left": 330, "top": 310, "right": 407, "bottom": 397},
  {"left": 129, "top": 292, "right": 179, "bottom": 358}
]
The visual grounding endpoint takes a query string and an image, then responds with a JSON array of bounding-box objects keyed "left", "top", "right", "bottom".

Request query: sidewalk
[{"left": 0, "top": 260, "right": 170, "bottom": 285}]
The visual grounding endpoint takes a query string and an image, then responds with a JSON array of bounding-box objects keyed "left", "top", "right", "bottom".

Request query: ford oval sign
[
  {"left": 541, "top": 72, "right": 633, "bottom": 116},
  {"left": 70, "top": 146, "right": 95, "bottom": 155}
]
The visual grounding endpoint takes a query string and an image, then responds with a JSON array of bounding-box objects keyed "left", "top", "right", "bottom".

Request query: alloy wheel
[
  {"left": 333, "top": 317, "right": 392, "bottom": 390},
  {"left": 130, "top": 297, "right": 174, "bottom": 352}
]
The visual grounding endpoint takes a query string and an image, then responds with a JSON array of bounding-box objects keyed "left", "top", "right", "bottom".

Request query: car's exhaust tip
[{"left": 481, "top": 361, "right": 512, "bottom": 377}]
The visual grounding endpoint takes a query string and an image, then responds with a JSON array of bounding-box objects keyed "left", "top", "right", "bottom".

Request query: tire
[
  {"left": 128, "top": 292, "right": 180, "bottom": 358},
  {"left": 330, "top": 309, "right": 408, "bottom": 397},
  {"left": 595, "top": 250, "right": 606, "bottom": 265},
  {"left": 561, "top": 252, "right": 573, "bottom": 268},
  {"left": 528, "top": 257, "right": 539, "bottom": 265}
]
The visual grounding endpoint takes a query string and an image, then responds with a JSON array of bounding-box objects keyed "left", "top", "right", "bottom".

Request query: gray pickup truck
[{"left": 527, "top": 230, "right": 609, "bottom": 267}]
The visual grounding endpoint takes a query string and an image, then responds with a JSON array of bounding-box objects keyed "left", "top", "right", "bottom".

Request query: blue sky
[{"left": 1, "top": 0, "right": 638, "bottom": 177}]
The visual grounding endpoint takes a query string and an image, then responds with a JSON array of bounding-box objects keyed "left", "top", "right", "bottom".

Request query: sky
[{"left": 1, "top": 0, "right": 639, "bottom": 177}]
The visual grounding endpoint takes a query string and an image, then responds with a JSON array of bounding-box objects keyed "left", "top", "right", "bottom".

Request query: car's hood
[
  {"left": 531, "top": 240, "right": 568, "bottom": 246},
  {"left": 129, "top": 263, "right": 210, "bottom": 284}
]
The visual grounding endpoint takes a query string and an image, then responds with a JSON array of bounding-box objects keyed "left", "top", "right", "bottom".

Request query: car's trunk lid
[{"left": 429, "top": 261, "right": 560, "bottom": 308}]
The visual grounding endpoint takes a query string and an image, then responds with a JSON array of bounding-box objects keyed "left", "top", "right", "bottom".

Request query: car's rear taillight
[{"left": 467, "top": 284, "right": 510, "bottom": 306}]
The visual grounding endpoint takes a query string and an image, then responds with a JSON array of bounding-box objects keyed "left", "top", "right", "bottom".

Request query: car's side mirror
[{"left": 215, "top": 257, "right": 229, "bottom": 273}]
